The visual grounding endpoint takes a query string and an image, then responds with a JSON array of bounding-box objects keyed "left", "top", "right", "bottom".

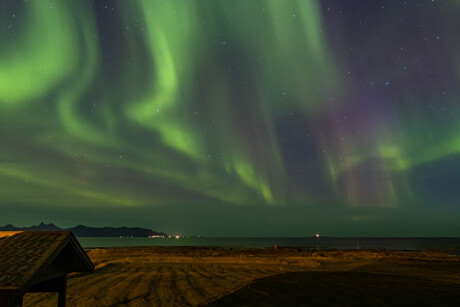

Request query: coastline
[
  {"left": 76, "top": 236, "right": 460, "bottom": 250},
  {"left": 24, "top": 246, "right": 460, "bottom": 306}
]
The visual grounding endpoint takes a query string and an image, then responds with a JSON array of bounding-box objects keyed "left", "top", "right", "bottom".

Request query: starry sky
[{"left": 1, "top": 0, "right": 460, "bottom": 236}]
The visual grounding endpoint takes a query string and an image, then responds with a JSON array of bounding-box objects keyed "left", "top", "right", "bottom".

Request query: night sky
[{"left": 1, "top": 0, "right": 460, "bottom": 236}]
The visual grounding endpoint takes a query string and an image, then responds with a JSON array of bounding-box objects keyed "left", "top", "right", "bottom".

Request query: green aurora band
[{"left": 1, "top": 0, "right": 460, "bottom": 235}]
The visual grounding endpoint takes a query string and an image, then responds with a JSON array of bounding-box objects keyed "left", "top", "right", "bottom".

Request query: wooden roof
[{"left": 0, "top": 231, "right": 94, "bottom": 294}]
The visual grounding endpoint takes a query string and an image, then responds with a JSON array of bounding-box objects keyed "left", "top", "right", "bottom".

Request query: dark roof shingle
[{"left": 0, "top": 231, "right": 92, "bottom": 291}]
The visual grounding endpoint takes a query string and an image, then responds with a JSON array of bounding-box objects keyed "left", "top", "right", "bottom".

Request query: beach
[{"left": 23, "top": 247, "right": 460, "bottom": 306}]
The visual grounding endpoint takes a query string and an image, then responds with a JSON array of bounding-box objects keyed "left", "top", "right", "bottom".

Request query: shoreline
[
  {"left": 82, "top": 245, "right": 460, "bottom": 256},
  {"left": 76, "top": 236, "right": 460, "bottom": 251}
]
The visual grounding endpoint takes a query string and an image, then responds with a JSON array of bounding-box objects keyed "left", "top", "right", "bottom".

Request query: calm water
[{"left": 77, "top": 237, "right": 460, "bottom": 251}]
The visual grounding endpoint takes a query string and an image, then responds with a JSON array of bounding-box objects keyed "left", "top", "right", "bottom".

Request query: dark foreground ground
[{"left": 24, "top": 247, "right": 460, "bottom": 306}]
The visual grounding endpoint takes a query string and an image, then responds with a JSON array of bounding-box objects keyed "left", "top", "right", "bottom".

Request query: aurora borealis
[{"left": 1, "top": 0, "right": 460, "bottom": 236}]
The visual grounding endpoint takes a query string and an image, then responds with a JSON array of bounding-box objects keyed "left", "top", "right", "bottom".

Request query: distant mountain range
[{"left": 0, "top": 222, "right": 168, "bottom": 237}]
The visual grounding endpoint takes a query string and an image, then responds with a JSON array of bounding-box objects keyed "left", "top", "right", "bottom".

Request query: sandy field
[{"left": 23, "top": 247, "right": 460, "bottom": 306}]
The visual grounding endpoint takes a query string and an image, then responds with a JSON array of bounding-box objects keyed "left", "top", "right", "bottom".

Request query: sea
[{"left": 77, "top": 237, "right": 460, "bottom": 252}]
